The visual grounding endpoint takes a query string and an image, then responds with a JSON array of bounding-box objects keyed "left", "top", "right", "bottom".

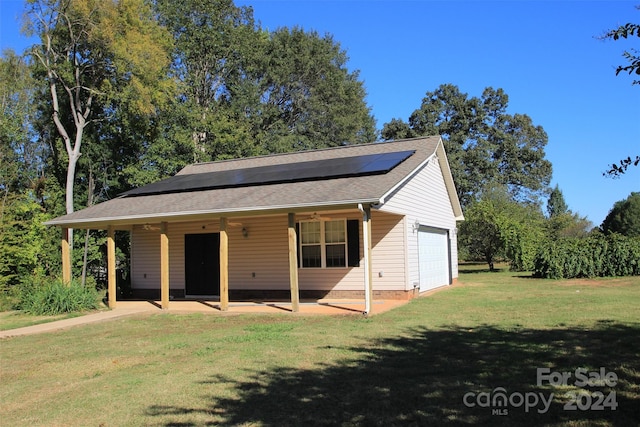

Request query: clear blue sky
[{"left": 1, "top": 0, "right": 638, "bottom": 226}]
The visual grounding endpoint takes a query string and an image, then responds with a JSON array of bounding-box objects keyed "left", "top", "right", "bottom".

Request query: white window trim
[{"left": 299, "top": 219, "right": 348, "bottom": 269}]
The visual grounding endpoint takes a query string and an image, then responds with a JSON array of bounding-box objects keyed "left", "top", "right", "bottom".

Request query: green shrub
[
  {"left": 16, "top": 279, "right": 100, "bottom": 315},
  {"left": 534, "top": 234, "right": 640, "bottom": 279},
  {"left": 0, "top": 287, "right": 18, "bottom": 311}
]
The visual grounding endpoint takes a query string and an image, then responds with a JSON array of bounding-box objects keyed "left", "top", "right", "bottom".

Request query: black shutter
[
  {"left": 295, "top": 222, "right": 300, "bottom": 268},
  {"left": 347, "top": 219, "right": 360, "bottom": 267}
]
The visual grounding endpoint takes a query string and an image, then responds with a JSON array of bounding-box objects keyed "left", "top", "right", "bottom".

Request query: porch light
[{"left": 242, "top": 227, "right": 249, "bottom": 238}]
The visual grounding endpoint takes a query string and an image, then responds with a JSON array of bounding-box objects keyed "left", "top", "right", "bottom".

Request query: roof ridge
[{"left": 186, "top": 137, "right": 437, "bottom": 169}]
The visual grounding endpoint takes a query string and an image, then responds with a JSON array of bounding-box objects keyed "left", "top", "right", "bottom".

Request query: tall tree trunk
[{"left": 81, "top": 167, "right": 94, "bottom": 287}]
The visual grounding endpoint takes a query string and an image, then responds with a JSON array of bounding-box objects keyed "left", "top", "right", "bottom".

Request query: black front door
[{"left": 185, "top": 233, "right": 220, "bottom": 296}]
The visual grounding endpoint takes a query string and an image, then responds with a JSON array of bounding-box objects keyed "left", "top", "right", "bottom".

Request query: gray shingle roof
[{"left": 46, "top": 136, "right": 456, "bottom": 228}]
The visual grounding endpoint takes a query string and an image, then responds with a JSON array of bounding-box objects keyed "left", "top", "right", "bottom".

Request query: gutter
[{"left": 43, "top": 198, "right": 381, "bottom": 228}]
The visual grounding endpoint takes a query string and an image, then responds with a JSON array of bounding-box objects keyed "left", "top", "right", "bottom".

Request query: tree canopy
[
  {"left": 25, "top": 0, "right": 176, "bottom": 251},
  {"left": 601, "top": 192, "right": 640, "bottom": 237},
  {"left": 545, "top": 185, "right": 592, "bottom": 239},
  {"left": 381, "top": 84, "right": 552, "bottom": 206},
  {"left": 547, "top": 185, "right": 568, "bottom": 217},
  {"left": 154, "top": 0, "right": 376, "bottom": 167}
]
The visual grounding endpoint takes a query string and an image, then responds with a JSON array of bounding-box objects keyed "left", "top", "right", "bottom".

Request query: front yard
[{"left": 1, "top": 268, "right": 639, "bottom": 425}]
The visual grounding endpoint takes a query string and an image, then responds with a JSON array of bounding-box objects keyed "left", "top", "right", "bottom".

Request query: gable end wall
[{"left": 379, "top": 157, "right": 459, "bottom": 288}]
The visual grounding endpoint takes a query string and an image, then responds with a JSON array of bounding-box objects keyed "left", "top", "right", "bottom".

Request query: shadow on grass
[{"left": 147, "top": 322, "right": 640, "bottom": 426}]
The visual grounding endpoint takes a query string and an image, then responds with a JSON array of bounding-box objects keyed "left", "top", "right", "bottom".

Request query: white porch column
[{"left": 360, "top": 205, "right": 373, "bottom": 315}]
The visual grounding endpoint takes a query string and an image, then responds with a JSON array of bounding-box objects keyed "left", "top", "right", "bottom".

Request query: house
[{"left": 45, "top": 136, "right": 464, "bottom": 314}]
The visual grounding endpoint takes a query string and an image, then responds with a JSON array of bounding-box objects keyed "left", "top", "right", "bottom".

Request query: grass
[
  {"left": 0, "top": 310, "right": 86, "bottom": 331},
  {"left": 0, "top": 287, "right": 108, "bottom": 331},
  {"left": 1, "top": 269, "right": 639, "bottom": 426}
]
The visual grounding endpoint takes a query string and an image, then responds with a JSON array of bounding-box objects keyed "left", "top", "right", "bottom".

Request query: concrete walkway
[
  {"left": 0, "top": 308, "right": 149, "bottom": 339},
  {"left": 0, "top": 299, "right": 407, "bottom": 338}
]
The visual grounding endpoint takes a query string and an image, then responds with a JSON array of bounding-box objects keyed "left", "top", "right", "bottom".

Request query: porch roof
[{"left": 46, "top": 136, "right": 460, "bottom": 229}]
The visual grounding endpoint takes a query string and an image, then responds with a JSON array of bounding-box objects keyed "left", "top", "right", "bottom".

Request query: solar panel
[{"left": 122, "top": 150, "right": 415, "bottom": 197}]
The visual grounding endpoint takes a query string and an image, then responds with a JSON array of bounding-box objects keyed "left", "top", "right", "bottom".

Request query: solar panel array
[{"left": 122, "top": 150, "right": 415, "bottom": 197}]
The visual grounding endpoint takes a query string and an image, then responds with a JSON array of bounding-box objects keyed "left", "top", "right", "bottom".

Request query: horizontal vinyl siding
[
  {"left": 370, "top": 212, "right": 407, "bottom": 291},
  {"left": 298, "top": 211, "right": 406, "bottom": 292},
  {"left": 131, "top": 229, "right": 161, "bottom": 289},
  {"left": 298, "top": 214, "right": 363, "bottom": 291},
  {"left": 130, "top": 211, "right": 409, "bottom": 293},
  {"left": 228, "top": 216, "right": 290, "bottom": 289},
  {"left": 131, "top": 221, "right": 220, "bottom": 290},
  {"left": 380, "top": 158, "right": 459, "bottom": 285}
]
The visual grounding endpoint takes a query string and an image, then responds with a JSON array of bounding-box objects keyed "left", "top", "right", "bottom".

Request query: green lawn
[
  {"left": 1, "top": 269, "right": 639, "bottom": 426},
  {"left": 0, "top": 310, "right": 90, "bottom": 331}
]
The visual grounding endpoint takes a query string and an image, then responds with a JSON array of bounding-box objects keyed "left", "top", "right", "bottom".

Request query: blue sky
[{"left": 2, "top": 0, "right": 638, "bottom": 226}]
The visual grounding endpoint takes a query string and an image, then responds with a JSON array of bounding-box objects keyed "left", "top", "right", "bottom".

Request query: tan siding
[
  {"left": 299, "top": 211, "right": 406, "bottom": 292},
  {"left": 228, "top": 216, "right": 290, "bottom": 290},
  {"left": 298, "top": 214, "right": 363, "bottom": 291},
  {"left": 131, "top": 229, "right": 161, "bottom": 289},
  {"left": 370, "top": 211, "right": 407, "bottom": 291},
  {"left": 131, "top": 221, "right": 221, "bottom": 291},
  {"left": 131, "top": 212, "right": 410, "bottom": 293}
]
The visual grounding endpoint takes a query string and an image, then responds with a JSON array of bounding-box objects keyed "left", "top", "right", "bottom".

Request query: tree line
[{"left": 0, "top": 0, "right": 638, "bottom": 297}]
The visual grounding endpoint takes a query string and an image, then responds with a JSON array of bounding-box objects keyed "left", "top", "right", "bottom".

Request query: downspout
[{"left": 358, "top": 203, "right": 371, "bottom": 315}]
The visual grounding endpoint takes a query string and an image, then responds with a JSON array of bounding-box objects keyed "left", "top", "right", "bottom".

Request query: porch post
[
  {"left": 288, "top": 213, "right": 300, "bottom": 312},
  {"left": 219, "top": 217, "right": 229, "bottom": 311},
  {"left": 160, "top": 222, "right": 170, "bottom": 310},
  {"left": 107, "top": 226, "right": 117, "bottom": 309},
  {"left": 61, "top": 228, "right": 71, "bottom": 284},
  {"left": 366, "top": 208, "right": 373, "bottom": 304},
  {"left": 361, "top": 205, "right": 373, "bottom": 315}
]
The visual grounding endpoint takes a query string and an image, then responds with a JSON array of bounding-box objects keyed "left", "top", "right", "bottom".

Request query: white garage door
[{"left": 418, "top": 227, "right": 450, "bottom": 292}]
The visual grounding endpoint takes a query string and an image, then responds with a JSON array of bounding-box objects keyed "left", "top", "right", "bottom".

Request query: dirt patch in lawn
[{"left": 557, "top": 277, "right": 639, "bottom": 288}]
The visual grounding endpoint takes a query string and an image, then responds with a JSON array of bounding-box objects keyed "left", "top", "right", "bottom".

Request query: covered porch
[{"left": 58, "top": 205, "right": 377, "bottom": 314}]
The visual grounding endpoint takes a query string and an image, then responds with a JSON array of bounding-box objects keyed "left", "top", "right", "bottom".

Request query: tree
[
  {"left": 601, "top": 192, "right": 640, "bottom": 237},
  {"left": 545, "top": 185, "right": 592, "bottom": 239},
  {"left": 604, "top": 17, "right": 640, "bottom": 84},
  {"left": 155, "top": 0, "right": 262, "bottom": 164},
  {"left": 157, "top": 1, "right": 376, "bottom": 162},
  {"left": 382, "top": 84, "right": 552, "bottom": 206},
  {"left": 601, "top": 7, "right": 639, "bottom": 177},
  {"left": 458, "top": 199, "right": 503, "bottom": 271},
  {"left": 25, "top": 0, "right": 174, "bottom": 251},
  {"left": 458, "top": 186, "right": 545, "bottom": 271},
  {"left": 250, "top": 27, "right": 376, "bottom": 152},
  {"left": 0, "top": 191, "right": 56, "bottom": 288},
  {"left": 547, "top": 184, "right": 568, "bottom": 217},
  {"left": 0, "top": 50, "right": 59, "bottom": 289},
  {"left": 0, "top": 50, "right": 42, "bottom": 203}
]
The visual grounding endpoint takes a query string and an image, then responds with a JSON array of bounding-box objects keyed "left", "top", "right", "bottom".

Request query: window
[{"left": 300, "top": 220, "right": 347, "bottom": 268}]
